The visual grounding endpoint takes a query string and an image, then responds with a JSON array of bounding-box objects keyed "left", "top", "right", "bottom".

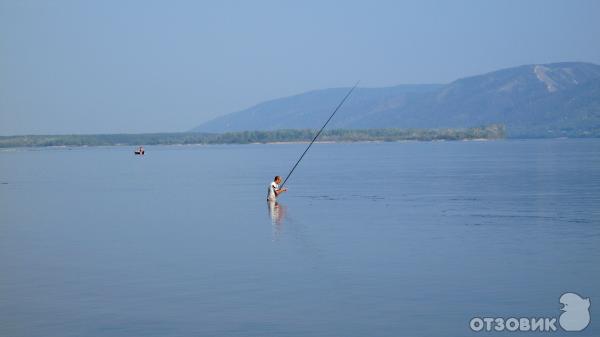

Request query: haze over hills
[{"left": 192, "top": 62, "right": 600, "bottom": 137}]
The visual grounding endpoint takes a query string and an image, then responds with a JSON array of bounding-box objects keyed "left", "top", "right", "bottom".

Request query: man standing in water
[{"left": 267, "top": 176, "right": 287, "bottom": 201}]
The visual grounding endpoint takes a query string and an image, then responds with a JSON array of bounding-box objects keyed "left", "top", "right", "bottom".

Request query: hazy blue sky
[{"left": 1, "top": 0, "right": 599, "bottom": 135}]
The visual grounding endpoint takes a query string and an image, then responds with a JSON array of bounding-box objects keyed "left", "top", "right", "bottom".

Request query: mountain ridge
[{"left": 192, "top": 62, "right": 600, "bottom": 137}]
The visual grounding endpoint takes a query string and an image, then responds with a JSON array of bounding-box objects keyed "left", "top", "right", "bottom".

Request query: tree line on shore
[{"left": 0, "top": 124, "right": 506, "bottom": 148}]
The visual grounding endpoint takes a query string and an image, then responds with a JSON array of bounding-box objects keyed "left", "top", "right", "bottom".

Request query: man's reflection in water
[{"left": 268, "top": 200, "right": 286, "bottom": 240}]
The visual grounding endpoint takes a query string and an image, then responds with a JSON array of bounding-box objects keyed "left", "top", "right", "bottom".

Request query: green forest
[{"left": 0, "top": 125, "right": 505, "bottom": 148}]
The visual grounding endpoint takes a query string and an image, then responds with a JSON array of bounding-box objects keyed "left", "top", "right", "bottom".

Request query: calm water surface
[{"left": 1, "top": 139, "right": 599, "bottom": 337}]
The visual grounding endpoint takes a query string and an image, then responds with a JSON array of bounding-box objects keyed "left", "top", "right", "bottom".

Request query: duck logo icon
[{"left": 559, "top": 292, "right": 591, "bottom": 332}]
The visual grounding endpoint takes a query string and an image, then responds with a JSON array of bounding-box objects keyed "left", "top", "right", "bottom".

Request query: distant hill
[{"left": 192, "top": 62, "right": 600, "bottom": 137}]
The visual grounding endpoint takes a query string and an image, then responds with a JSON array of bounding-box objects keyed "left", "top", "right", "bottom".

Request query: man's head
[{"left": 274, "top": 176, "right": 282, "bottom": 184}]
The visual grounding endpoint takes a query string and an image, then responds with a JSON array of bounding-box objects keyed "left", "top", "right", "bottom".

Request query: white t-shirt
[{"left": 267, "top": 181, "right": 279, "bottom": 201}]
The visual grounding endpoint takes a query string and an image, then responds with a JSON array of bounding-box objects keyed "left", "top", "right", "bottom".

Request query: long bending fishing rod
[{"left": 281, "top": 81, "right": 359, "bottom": 188}]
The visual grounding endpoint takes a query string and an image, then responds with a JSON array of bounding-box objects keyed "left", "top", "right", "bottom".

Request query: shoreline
[
  {"left": 4, "top": 137, "right": 598, "bottom": 152},
  {"left": 0, "top": 125, "right": 508, "bottom": 149}
]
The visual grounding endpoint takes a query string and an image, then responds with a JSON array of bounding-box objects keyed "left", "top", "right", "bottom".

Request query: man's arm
[{"left": 275, "top": 188, "right": 287, "bottom": 196}]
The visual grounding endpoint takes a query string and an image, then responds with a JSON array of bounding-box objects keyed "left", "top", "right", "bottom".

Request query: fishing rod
[{"left": 280, "top": 81, "right": 359, "bottom": 189}]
